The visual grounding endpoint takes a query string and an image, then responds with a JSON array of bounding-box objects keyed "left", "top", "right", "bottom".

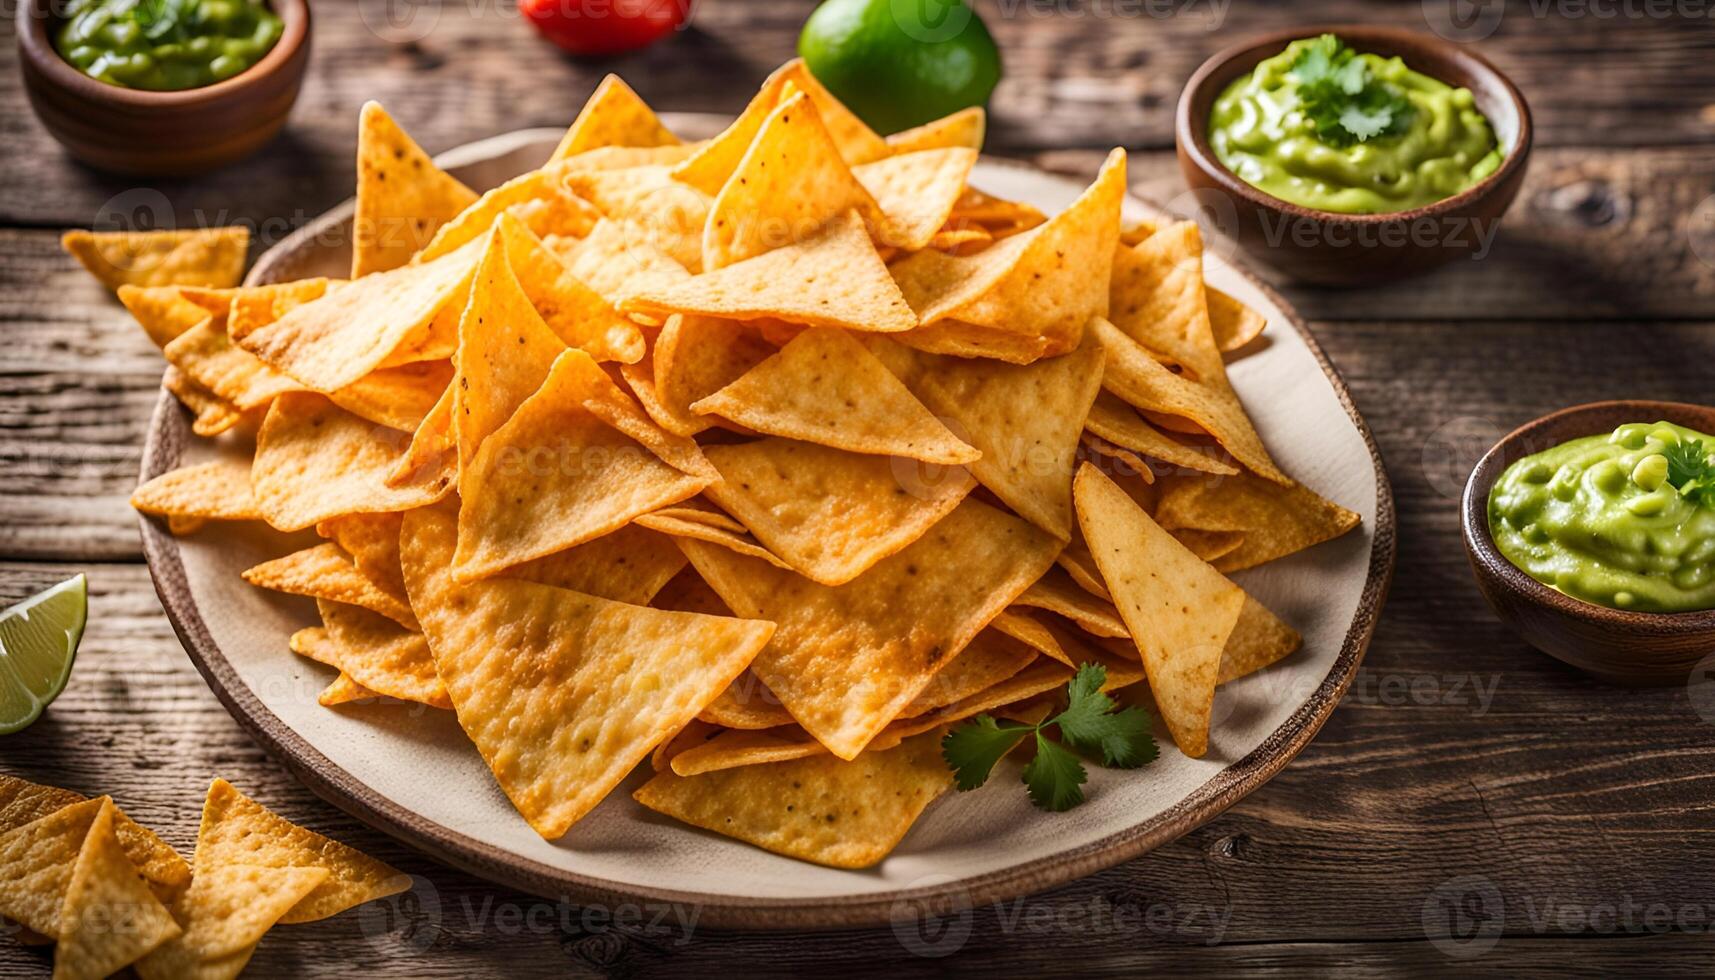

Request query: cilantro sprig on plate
[
  {"left": 941, "top": 663, "right": 1157, "bottom": 812},
  {"left": 1664, "top": 438, "right": 1715, "bottom": 508},
  {"left": 1288, "top": 34, "right": 1414, "bottom": 148}
]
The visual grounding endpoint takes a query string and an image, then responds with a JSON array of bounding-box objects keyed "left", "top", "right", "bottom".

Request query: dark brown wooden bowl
[
  {"left": 1175, "top": 24, "right": 1531, "bottom": 286},
  {"left": 1462, "top": 401, "right": 1715, "bottom": 686},
  {"left": 17, "top": 0, "right": 310, "bottom": 177}
]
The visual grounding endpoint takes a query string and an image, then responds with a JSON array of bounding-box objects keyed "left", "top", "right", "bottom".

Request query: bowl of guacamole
[
  {"left": 1175, "top": 26, "right": 1532, "bottom": 285},
  {"left": 17, "top": 0, "right": 311, "bottom": 175},
  {"left": 1463, "top": 401, "right": 1715, "bottom": 686}
]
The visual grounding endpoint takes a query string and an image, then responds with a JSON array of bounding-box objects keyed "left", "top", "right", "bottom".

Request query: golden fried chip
[
  {"left": 1015, "top": 567, "right": 1128, "bottom": 638},
  {"left": 1085, "top": 392, "right": 1237, "bottom": 477},
  {"left": 638, "top": 315, "right": 776, "bottom": 437},
  {"left": 1107, "top": 222, "right": 1230, "bottom": 379},
  {"left": 947, "top": 187, "right": 1045, "bottom": 237},
  {"left": 634, "top": 728, "right": 950, "bottom": 868},
  {"left": 550, "top": 74, "right": 679, "bottom": 161},
  {"left": 387, "top": 381, "right": 454, "bottom": 489},
  {"left": 1208, "top": 287, "right": 1266, "bottom": 354},
  {"left": 679, "top": 497, "right": 1062, "bottom": 759},
  {"left": 853, "top": 147, "right": 977, "bottom": 251},
  {"left": 63, "top": 227, "right": 247, "bottom": 292},
  {"left": 1154, "top": 470, "right": 1361, "bottom": 572},
  {"left": 564, "top": 165, "right": 709, "bottom": 273},
  {"left": 252, "top": 393, "right": 450, "bottom": 531},
  {"left": 241, "top": 542, "right": 417, "bottom": 629},
  {"left": 193, "top": 779, "right": 406, "bottom": 924},
  {"left": 1173, "top": 528, "right": 1246, "bottom": 564},
  {"left": 163, "top": 319, "right": 301, "bottom": 411},
  {"left": 315, "top": 600, "right": 449, "bottom": 708},
  {"left": 702, "top": 438, "right": 974, "bottom": 585},
  {"left": 1074, "top": 464, "right": 1242, "bottom": 758},
  {"left": 414, "top": 166, "right": 600, "bottom": 265},
  {"left": 544, "top": 218, "right": 692, "bottom": 310},
  {"left": 886, "top": 106, "right": 986, "bottom": 154},
  {"left": 637, "top": 508, "right": 793, "bottom": 569},
  {"left": 162, "top": 368, "right": 250, "bottom": 438},
  {"left": 693, "top": 328, "right": 977, "bottom": 464},
  {"left": 54, "top": 799, "right": 181, "bottom": 980},
  {"left": 504, "top": 523, "right": 687, "bottom": 604},
  {"left": 131, "top": 459, "right": 259, "bottom": 524},
  {"left": 327, "top": 360, "right": 451, "bottom": 433},
  {"left": 315, "top": 512, "right": 405, "bottom": 600},
  {"left": 494, "top": 212, "right": 644, "bottom": 363},
  {"left": 400, "top": 503, "right": 775, "bottom": 838},
  {"left": 118, "top": 285, "right": 215, "bottom": 348},
  {"left": 0, "top": 776, "right": 188, "bottom": 902},
  {"left": 1220, "top": 596, "right": 1301, "bottom": 684},
  {"left": 991, "top": 609, "right": 1071, "bottom": 666},
  {"left": 222, "top": 278, "right": 331, "bottom": 343},
  {"left": 905, "top": 628, "right": 1038, "bottom": 717},
  {"left": 351, "top": 101, "right": 480, "bottom": 277},
  {"left": 0, "top": 796, "right": 105, "bottom": 937},
  {"left": 317, "top": 673, "right": 379, "bottom": 708},
  {"left": 134, "top": 864, "right": 328, "bottom": 980}
]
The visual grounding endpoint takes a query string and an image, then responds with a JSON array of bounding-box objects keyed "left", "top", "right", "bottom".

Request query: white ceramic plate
[{"left": 140, "top": 118, "right": 1395, "bottom": 928}]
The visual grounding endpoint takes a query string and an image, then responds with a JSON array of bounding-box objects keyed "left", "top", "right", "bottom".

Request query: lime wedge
[{"left": 0, "top": 574, "right": 87, "bottom": 735}]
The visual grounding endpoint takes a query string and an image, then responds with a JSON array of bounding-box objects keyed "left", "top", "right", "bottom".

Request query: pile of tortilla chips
[
  {"left": 104, "top": 60, "right": 1360, "bottom": 869},
  {"left": 0, "top": 773, "right": 405, "bottom": 979}
]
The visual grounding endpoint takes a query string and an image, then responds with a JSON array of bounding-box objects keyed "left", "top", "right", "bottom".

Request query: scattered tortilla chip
[
  {"left": 400, "top": 503, "right": 775, "bottom": 838},
  {"left": 119, "top": 285, "right": 214, "bottom": 348},
  {"left": 624, "top": 211, "right": 916, "bottom": 334},
  {"left": 252, "top": 393, "right": 451, "bottom": 531},
  {"left": 1085, "top": 392, "right": 1237, "bottom": 477},
  {"left": 63, "top": 227, "right": 247, "bottom": 292},
  {"left": 503, "top": 523, "right": 686, "bottom": 605},
  {"left": 638, "top": 315, "right": 776, "bottom": 437},
  {"left": 351, "top": 101, "right": 480, "bottom": 277},
  {"left": 241, "top": 542, "right": 418, "bottom": 629},
  {"left": 693, "top": 328, "right": 978, "bottom": 464},
  {"left": 0, "top": 776, "right": 188, "bottom": 901},
  {"left": 550, "top": 74, "right": 680, "bottom": 162},
  {"left": 1208, "top": 287, "right": 1266, "bottom": 354},
  {"left": 1015, "top": 567, "right": 1128, "bottom": 638},
  {"left": 54, "top": 799, "right": 180, "bottom": 980},
  {"left": 192, "top": 778, "right": 406, "bottom": 924},
  {"left": 0, "top": 796, "right": 105, "bottom": 937},
  {"left": 163, "top": 319, "right": 301, "bottom": 411},
  {"left": 853, "top": 148, "right": 977, "bottom": 251},
  {"left": 131, "top": 459, "right": 259, "bottom": 524},
  {"left": 1074, "top": 464, "right": 1243, "bottom": 758},
  {"left": 134, "top": 864, "right": 328, "bottom": 980},
  {"left": 315, "top": 600, "right": 449, "bottom": 708},
  {"left": 1220, "top": 595, "right": 1301, "bottom": 684},
  {"left": 702, "top": 438, "right": 975, "bottom": 585},
  {"left": 1154, "top": 470, "right": 1361, "bottom": 572},
  {"left": 494, "top": 212, "right": 644, "bottom": 364},
  {"left": 633, "top": 728, "right": 950, "bottom": 869},
  {"left": 1108, "top": 222, "right": 1231, "bottom": 380},
  {"left": 679, "top": 497, "right": 1061, "bottom": 759},
  {"left": 886, "top": 106, "right": 986, "bottom": 154}
]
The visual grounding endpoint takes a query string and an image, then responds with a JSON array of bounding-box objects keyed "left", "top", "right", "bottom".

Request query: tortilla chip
[
  {"left": 650, "top": 719, "right": 718, "bottom": 773},
  {"left": 494, "top": 212, "right": 644, "bottom": 364},
  {"left": 701, "top": 438, "right": 975, "bottom": 585},
  {"left": 134, "top": 864, "right": 328, "bottom": 980},
  {"left": 163, "top": 319, "right": 301, "bottom": 411},
  {"left": 1055, "top": 537, "right": 1110, "bottom": 601},
  {"left": 314, "top": 600, "right": 449, "bottom": 708},
  {"left": 693, "top": 328, "right": 977, "bottom": 465},
  {"left": 414, "top": 166, "right": 599, "bottom": 265},
  {"left": 455, "top": 351, "right": 708, "bottom": 580},
  {"left": 891, "top": 149, "right": 1125, "bottom": 360},
  {"left": 947, "top": 187, "right": 1045, "bottom": 237},
  {"left": 559, "top": 143, "right": 702, "bottom": 172},
  {"left": 387, "top": 382, "right": 455, "bottom": 489},
  {"left": 238, "top": 236, "right": 482, "bottom": 392},
  {"left": 400, "top": 503, "right": 775, "bottom": 838},
  {"left": 1208, "top": 287, "right": 1266, "bottom": 354},
  {"left": 1085, "top": 392, "right": 1237, "bottom": 477},
  {"left": 1220, "top": 596, "right": 1301, "bottom": 684},
  {"left": 679, "top": 496, "right": 1062, "bottom": 759},
  {"left": 1107, "top": 222, "right": 1230, "bottom": 379},
  {"left": 242, "top": 542, "right": 418, "bottom": 629},
  {"left": 543, "top": 218, "right": 692, "bottom": 310},
  {"left": 637, "top": 507, "right": 793, "bottom": 570},
  {"left": 1073, "top": 464, "right": 1242, "bottom": 758},
  {"left": 326, "top": 360, "right": 451, "bottom": 433},
  {"left": 991, "top": 609, "right": 1070, "bottom": 666},
  {"left": 0, "top": 776, "right": 188, "bottom": 902},
  {"left": 905, "top": 628, "right": 1038, "bottom": 716},
  {"left": 162, "top": 368, "right": 250, "bottom": 438},
  {"left": 503, "top": 523, "right": 686, "bottom": 605},
  {"left": 702, "top": 92, "right": 888, "bottom": 271},
  {"left": 550, "top": 74, "right": 680, "bottom": 162},
  {"left": 252, "top": 393, "right": 450, "bottom": 531},
  {"left": 192, "top": 779, "right": 406, "bottom": 924},
  {"left": 853, "top": 148, "right": 977, "bottom": 251},
  {"left": 1173, "top": 528, "right": 1246, "bottom": 564},
  {"left": 223, "top": 278, "right": 332, "bottom": 343},
  {"left": 1015, "top": 567, "right": 1128, "bottom": 638},
  {"left": 63, "top": 227, "right": 247, "bottom": 292},
  {"left": 0, "top": 796, "right": 105, "bottom": 937},
  {"left": 624, "top": 211, "right": 916, "bottom": 334},
  {"left": 1154, "top": 470, "right": 1361, "bottom": 572},
  {"left": 633, "top": 728, "right": 950, "bottom": 869},
  {"left": 1091, "top": 316, "right": 1288, "bottom": 485},
  {"left": 649, "top": 574, "right": 799, "bottom": 730},
  {"left": 131, "top": 459, "right": 259, "bottom": 523},
  {"left": 317, "top": 673, "right": 379, "bottom": 708},
  {"left": 351, "top": 101, "right": 480, "bottom": 277},
  {"left": 54, "top": 799, "right": 181, "bottom": 980},
  {"left": 639, "top": 315, "right": 776, "bottom": 437},
  {"left": 564, "top": 165, "right": 709, "bottom": 273},
  {"left": 886, "top": 106, "right": 986, "bottom": 154},
  {"left": 119, "top": 285, "right": 215, "bottom": 348}
]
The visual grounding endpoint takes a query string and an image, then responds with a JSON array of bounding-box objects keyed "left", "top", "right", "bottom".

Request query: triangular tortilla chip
[
  {"left": 63, "top": 227, "right": 247, "bottom": 292},
  {"left": 118, "top": 285, "right": 215, "bottom": 348},
  {"left": 494, "top": 212, "right": 644, "bottom": 363},
  {"left": 692, "top": 327, "right": 977, "bottom": 464},
  {"left": 679, "top": 496, "right": 1062, "bottom": 759},
  {"left": 1073, "top": 464, "right": 1243, "bottom": 758},
  {"left": 327, "top": 360, "right": 451, "bottom": 432},
  {"left": 1208, "top": 287, "right": 1266, "bottom": 354},
  {"left": 192, "top": 779, "right": 406, "bottom": 924},
  {"left": 0, "top": 796, "right": 105, "bottom": 937},
  {"left": 1173, "top": 528, "right": 1246, "bottom": 564},
  {"left": 903, "top": 628, "right": 1038, "bottom": 717},
  {"left": 502, "top": 523, "right": 686, "bottom": 604},
  {"left": 701, "top": 438, "right": 975, "bottom": 586},
  {"left": 1015, "top": 567, "right": 1129, "bottom": 638},
  {"left": 885, "top": 106, "right": 986, "bottom": 154},
  {"left": 400, "top": 502, "right": 775, "bottom": 838},
  {"left": 633, "top": 728, "right": 950, "bottom": 869},
  {"left": 0, "top": 776, "right": 188, "bottom": 901},
  {"left": 163, "top": 319, "right": 301, "bottom": 411},
  {"left": 896, "top": 335, "right": 1104, "bottom": 539},
  {"left": 242, "top": 542, "right": 417, "bottom": 629},
  {"left": 702, "top": 92, "right": 888, "bottom": 271},
  {"left": 132, "top": 459, "right": 260, "bottom": 523},
  {"left": 1091, "top": 316, "right": 1288, "bottom": 485},
  {"left": 564, "top": 165, "right": 709, "bottom": 273},
  {"left": 387, "top": 381, "right": 454, "bottom": 488},
  {"left": 315, "top": 672, "right": 379, "bottom": 708},
  {"left": 455, "top": 351, "right": 708, "bottom": 580},
  {"left": 1220, "top": 595, "right": 1301, "bottom": 684},
  {"left": 544, "top": 218, "right": 692, "bottom": 309},
  {"left": 1107, "top": 222, "right": 1230, "bottom": 380},
  {"left": 314, "top": 600, "right": 449, "bottom": 708},
  {"left": 550, "top": 74, "right": 680, "bottom": 162},
  {"left": 317, "top": 513, "right": 407, "bottom": 600},
  {"left": 252, "top": 393, "right": 451, "bottom": 531},
  {"left": 54, "top": 799, "right": 181, "bottom": 980},
  {"left": 891, "top": 148, "right": 1126, "bottom": 360},
  {"left": 351, "top": 101, "right": 480, "bottom": 277},
  {"left": 1085, "top": 392, "right": 1237, "bottom": 477},
  {"left": 638, "top": 315, "right": 776, "bottom": 437},
  {"left": 223, "top": 278, "right": 332, "bottom": 343},
  {"left": 1153, "top": 470, "right": 1360, "bottom": 572},
  {"left": 853, "top": 147, "right": 977, "bottom": 251},
  {"left": 414, "top": 167, "right": 600, "bottom": 265},
  {"left": 162, "top": 367, "right": 251, "bottom": 438},
  {"left": 134, "top": 865, "right": 328, "bottom": 980},
  {"left": 636, "top": 508, "right": 794, "bottom": 570},
  {"left": 623, "top": 210, "right": 916, "bottom": 333}
]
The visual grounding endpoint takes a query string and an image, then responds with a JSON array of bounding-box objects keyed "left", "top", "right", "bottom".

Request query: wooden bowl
[
  {"left": 17, "top": 0, "right": 310, "bottom": 177},
  {"left": 1462, "top": 401, "right": 1715, "bottom": 686},
  {"left": 1175, "top": 24, "right": 1532, "bottom": 286}
]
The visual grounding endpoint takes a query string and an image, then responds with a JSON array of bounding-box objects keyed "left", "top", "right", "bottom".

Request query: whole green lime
[{"left": 799, "top": 0, "right": 1001, "bottom": 135}]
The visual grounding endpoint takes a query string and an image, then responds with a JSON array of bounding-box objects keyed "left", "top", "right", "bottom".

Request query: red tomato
[{"left": 520, "top": 0, "right": 692, "bottom": 56}]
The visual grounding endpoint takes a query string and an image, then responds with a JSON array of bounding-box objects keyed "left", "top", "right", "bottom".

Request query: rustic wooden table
[{"left": 3, "top": 1, "right": 1714, "bottom": 975}]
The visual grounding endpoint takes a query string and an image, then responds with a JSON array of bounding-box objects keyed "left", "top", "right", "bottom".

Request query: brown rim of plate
[
  {"left": 135, "top": 153, "right": 1398, "bottom": 930},
  {"left": 1461, "top": 399, "right": 1715, "bottom": 631},
  {"left": 1175, "top": 22, "right": 1533, "bottom": 225}
]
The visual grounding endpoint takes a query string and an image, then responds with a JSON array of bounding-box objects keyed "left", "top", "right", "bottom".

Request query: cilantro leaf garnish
[
  {"left": 941, "top": 663, "right": 1158, "bottom": 812},
  {"left": 1288, "top": 34, "right": 1414, "bottom": 149},
  {"left": 1664, "top": 438, "right": 1715, "bottom": 508}
]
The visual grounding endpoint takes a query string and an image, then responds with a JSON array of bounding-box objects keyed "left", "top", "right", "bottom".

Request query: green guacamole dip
[
  {"left": 1489, "top": 422, "right": 1715, "bottom": 613},
  {"left": 1210, "top": 35, "right": 1505, "bottom": 214},
  {"left": 56, "top": 0, "right": 283, "bottom": 92}
]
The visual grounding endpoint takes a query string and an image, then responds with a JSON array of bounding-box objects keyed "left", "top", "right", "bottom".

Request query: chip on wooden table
[
  {"left": 134, "top": 864, "right": 328, "bottom": 980},
  {"left": 63, "top": 227, "right": 248, "bottom": 292},
  {"left": 54, "top": 799, "right": 180, "bottom": 980}
]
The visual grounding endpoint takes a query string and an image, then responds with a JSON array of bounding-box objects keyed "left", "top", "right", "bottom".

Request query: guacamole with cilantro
[
  {"left": 56, "top": 0, "right": 283, "bottom": 92},
  {"left": 1489, "top": 422, "right": 1715, "bottom": 613},
  {"left": 1209, "top": 35, "right": 1504, "bottom": 214}
]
